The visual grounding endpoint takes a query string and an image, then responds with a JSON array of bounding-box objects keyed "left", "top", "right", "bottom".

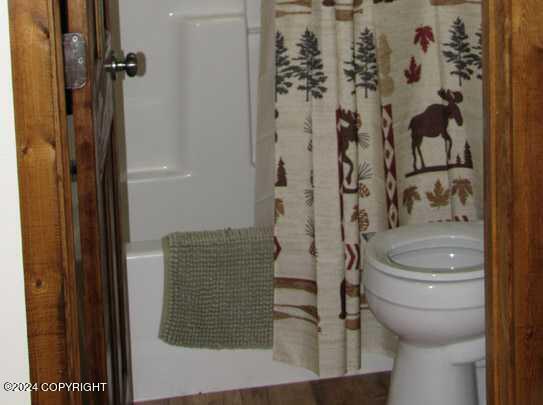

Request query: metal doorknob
[{"left": 105, "top": 52, "right": 139, "bottom": 79}]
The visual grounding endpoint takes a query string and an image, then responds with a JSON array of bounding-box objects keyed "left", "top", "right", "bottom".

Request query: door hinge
[{"left": 63, "top": 33, "right": 88, "bottom": 90}]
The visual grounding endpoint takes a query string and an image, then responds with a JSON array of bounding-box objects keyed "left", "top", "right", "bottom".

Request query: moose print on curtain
[{"left": 271, "top": 0, "right": 483, "bottom": 376}]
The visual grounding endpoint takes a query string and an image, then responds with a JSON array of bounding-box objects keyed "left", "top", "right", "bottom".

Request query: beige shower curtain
[{"left": 257, "top": 0, "right": 483, "bottom": 377}]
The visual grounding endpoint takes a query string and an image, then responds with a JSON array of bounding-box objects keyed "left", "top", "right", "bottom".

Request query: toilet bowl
[{"left": 363, "top": 222, "right": 485, "bottom": 405}]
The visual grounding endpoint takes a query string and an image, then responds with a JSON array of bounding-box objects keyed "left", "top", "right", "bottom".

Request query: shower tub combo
[{"left": 120, "top": 0, "right": 393, "bottom": 401}]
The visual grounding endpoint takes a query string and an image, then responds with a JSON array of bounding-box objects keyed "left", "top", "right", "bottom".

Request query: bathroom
[
  {"left": 121, "top": 0, "right": 484, "bottom": 404},
  {"left": 6, "top": 0, "right": 543, "bottom": 404}
]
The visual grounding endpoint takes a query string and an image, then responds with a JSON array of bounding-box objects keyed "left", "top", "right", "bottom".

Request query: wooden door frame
[
  {"left": 8, "top": 1, "right": 82, "bottom": 404},
  {"left": 8, "top": 0, "right": 132, "bottom": 404},
  {"left": 484, "top": 0, "right": 543, "bottom": 403},
  {"left": 7, "top": 0, "right": 543, "bottom": 404}
]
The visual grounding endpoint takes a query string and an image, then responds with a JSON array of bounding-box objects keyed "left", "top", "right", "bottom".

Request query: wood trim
[
  {"left": 65, "top": 0, "right": 110, "bottom": 402},
  {"left": 8, "top": 1, "right": 81, "bottom": 404},
  {"left": 484, "top": 1, "right": 514, "bottom": 403},
  {"left": 485, "top": 0, "right": 543, "bottom": 404},
  {"left": 66, "top": 0, "right": 128, "bottom": 403},
  {"left": 509, "top": 0, "right": 543, "bottom": 402}
]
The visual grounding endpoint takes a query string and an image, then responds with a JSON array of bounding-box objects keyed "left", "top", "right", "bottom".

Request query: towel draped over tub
[{"left": 159, "top": 227, "right": 274, "bottom": 349}]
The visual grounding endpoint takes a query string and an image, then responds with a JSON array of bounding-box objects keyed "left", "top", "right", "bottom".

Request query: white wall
[{"left": 0, "top": 1, "right": 31, "bottom": 404}]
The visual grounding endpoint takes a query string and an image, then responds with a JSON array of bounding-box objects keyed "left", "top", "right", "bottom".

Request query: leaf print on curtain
[
  {"left": 404, "top": 56, "right": 422, "bottom": 84},
  {"left": 451, "top": 178, "right": 474, "bottom": 205},
  {"left": 270, "top": 0, "right": 483, "bottom": 377},
  {"left": 403, "top": 186, "right": 422, "bottom": 214},
  {"left": 414, "top": 25, "right": 435, "bottom": 53},
  {"left": 426, "top": 179, "right": 451, "bottom": 208}
]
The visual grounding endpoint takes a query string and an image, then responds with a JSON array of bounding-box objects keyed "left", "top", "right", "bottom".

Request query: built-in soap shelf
[{"left": 127, "top": 167, "right": 193, "bottom": 184}]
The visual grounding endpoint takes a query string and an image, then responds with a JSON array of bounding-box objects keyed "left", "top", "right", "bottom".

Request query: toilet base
[{"left": 388, "top": 341, "right": 478, "bottom": 405}]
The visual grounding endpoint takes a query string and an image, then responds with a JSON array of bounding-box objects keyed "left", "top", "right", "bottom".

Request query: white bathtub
[{"left": 127, "top": 240, "right": 394, "bottom": 402}]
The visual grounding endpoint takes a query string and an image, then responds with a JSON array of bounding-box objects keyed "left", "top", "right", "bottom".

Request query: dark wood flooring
[{"left": 138, "top": 372, "right": 390, "bottom": 405}]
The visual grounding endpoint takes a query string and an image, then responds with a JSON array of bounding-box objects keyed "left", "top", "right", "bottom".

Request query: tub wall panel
[{"left": 120, "top": 0, "right": 256, "bottom": 241}]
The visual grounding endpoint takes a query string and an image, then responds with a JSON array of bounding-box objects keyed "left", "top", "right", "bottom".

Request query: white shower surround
[
  {"left": 120, "top": 0, "right": 393, "bottom": 401},
  {"left": 122, "top": 0, "right": 257, "bottom": 241}
]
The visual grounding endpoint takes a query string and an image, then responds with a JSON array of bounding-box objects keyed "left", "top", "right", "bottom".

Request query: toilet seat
[{"left": 366, "top": 222, "right": 484, "bottom": 283}]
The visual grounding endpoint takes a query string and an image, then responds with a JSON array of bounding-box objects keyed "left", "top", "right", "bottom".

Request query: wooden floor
[{"left": 138, "top": 372, "right": 390, "bottom": 405}]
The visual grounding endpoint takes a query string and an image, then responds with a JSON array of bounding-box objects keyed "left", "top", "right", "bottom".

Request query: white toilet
[{"left": 363, "top": 222, "right": 485, "bottom": 405}]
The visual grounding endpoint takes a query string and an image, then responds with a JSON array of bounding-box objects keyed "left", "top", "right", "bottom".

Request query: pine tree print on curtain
[
  {"left": 270, "top": 0, "right": 483, "bottom": 377},
  {"left": 443, "top": 17, "right": 476, "bottom": 86},
  {"left": 275, "top": 31, "right": 293, "bottom": 101},
  {"left": 469, "top": 27, "right": 483, "bottom": 80},
  {"left": 291, "top": 29, "right": 327, "bottom": 101},
  {"left": 344, "top": 28, "right": 379, "bottom": 98}
]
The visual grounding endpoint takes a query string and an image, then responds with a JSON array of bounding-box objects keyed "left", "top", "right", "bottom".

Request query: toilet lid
[{"left": 366, "top": 222, "right": 484, "bottom": 282}]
